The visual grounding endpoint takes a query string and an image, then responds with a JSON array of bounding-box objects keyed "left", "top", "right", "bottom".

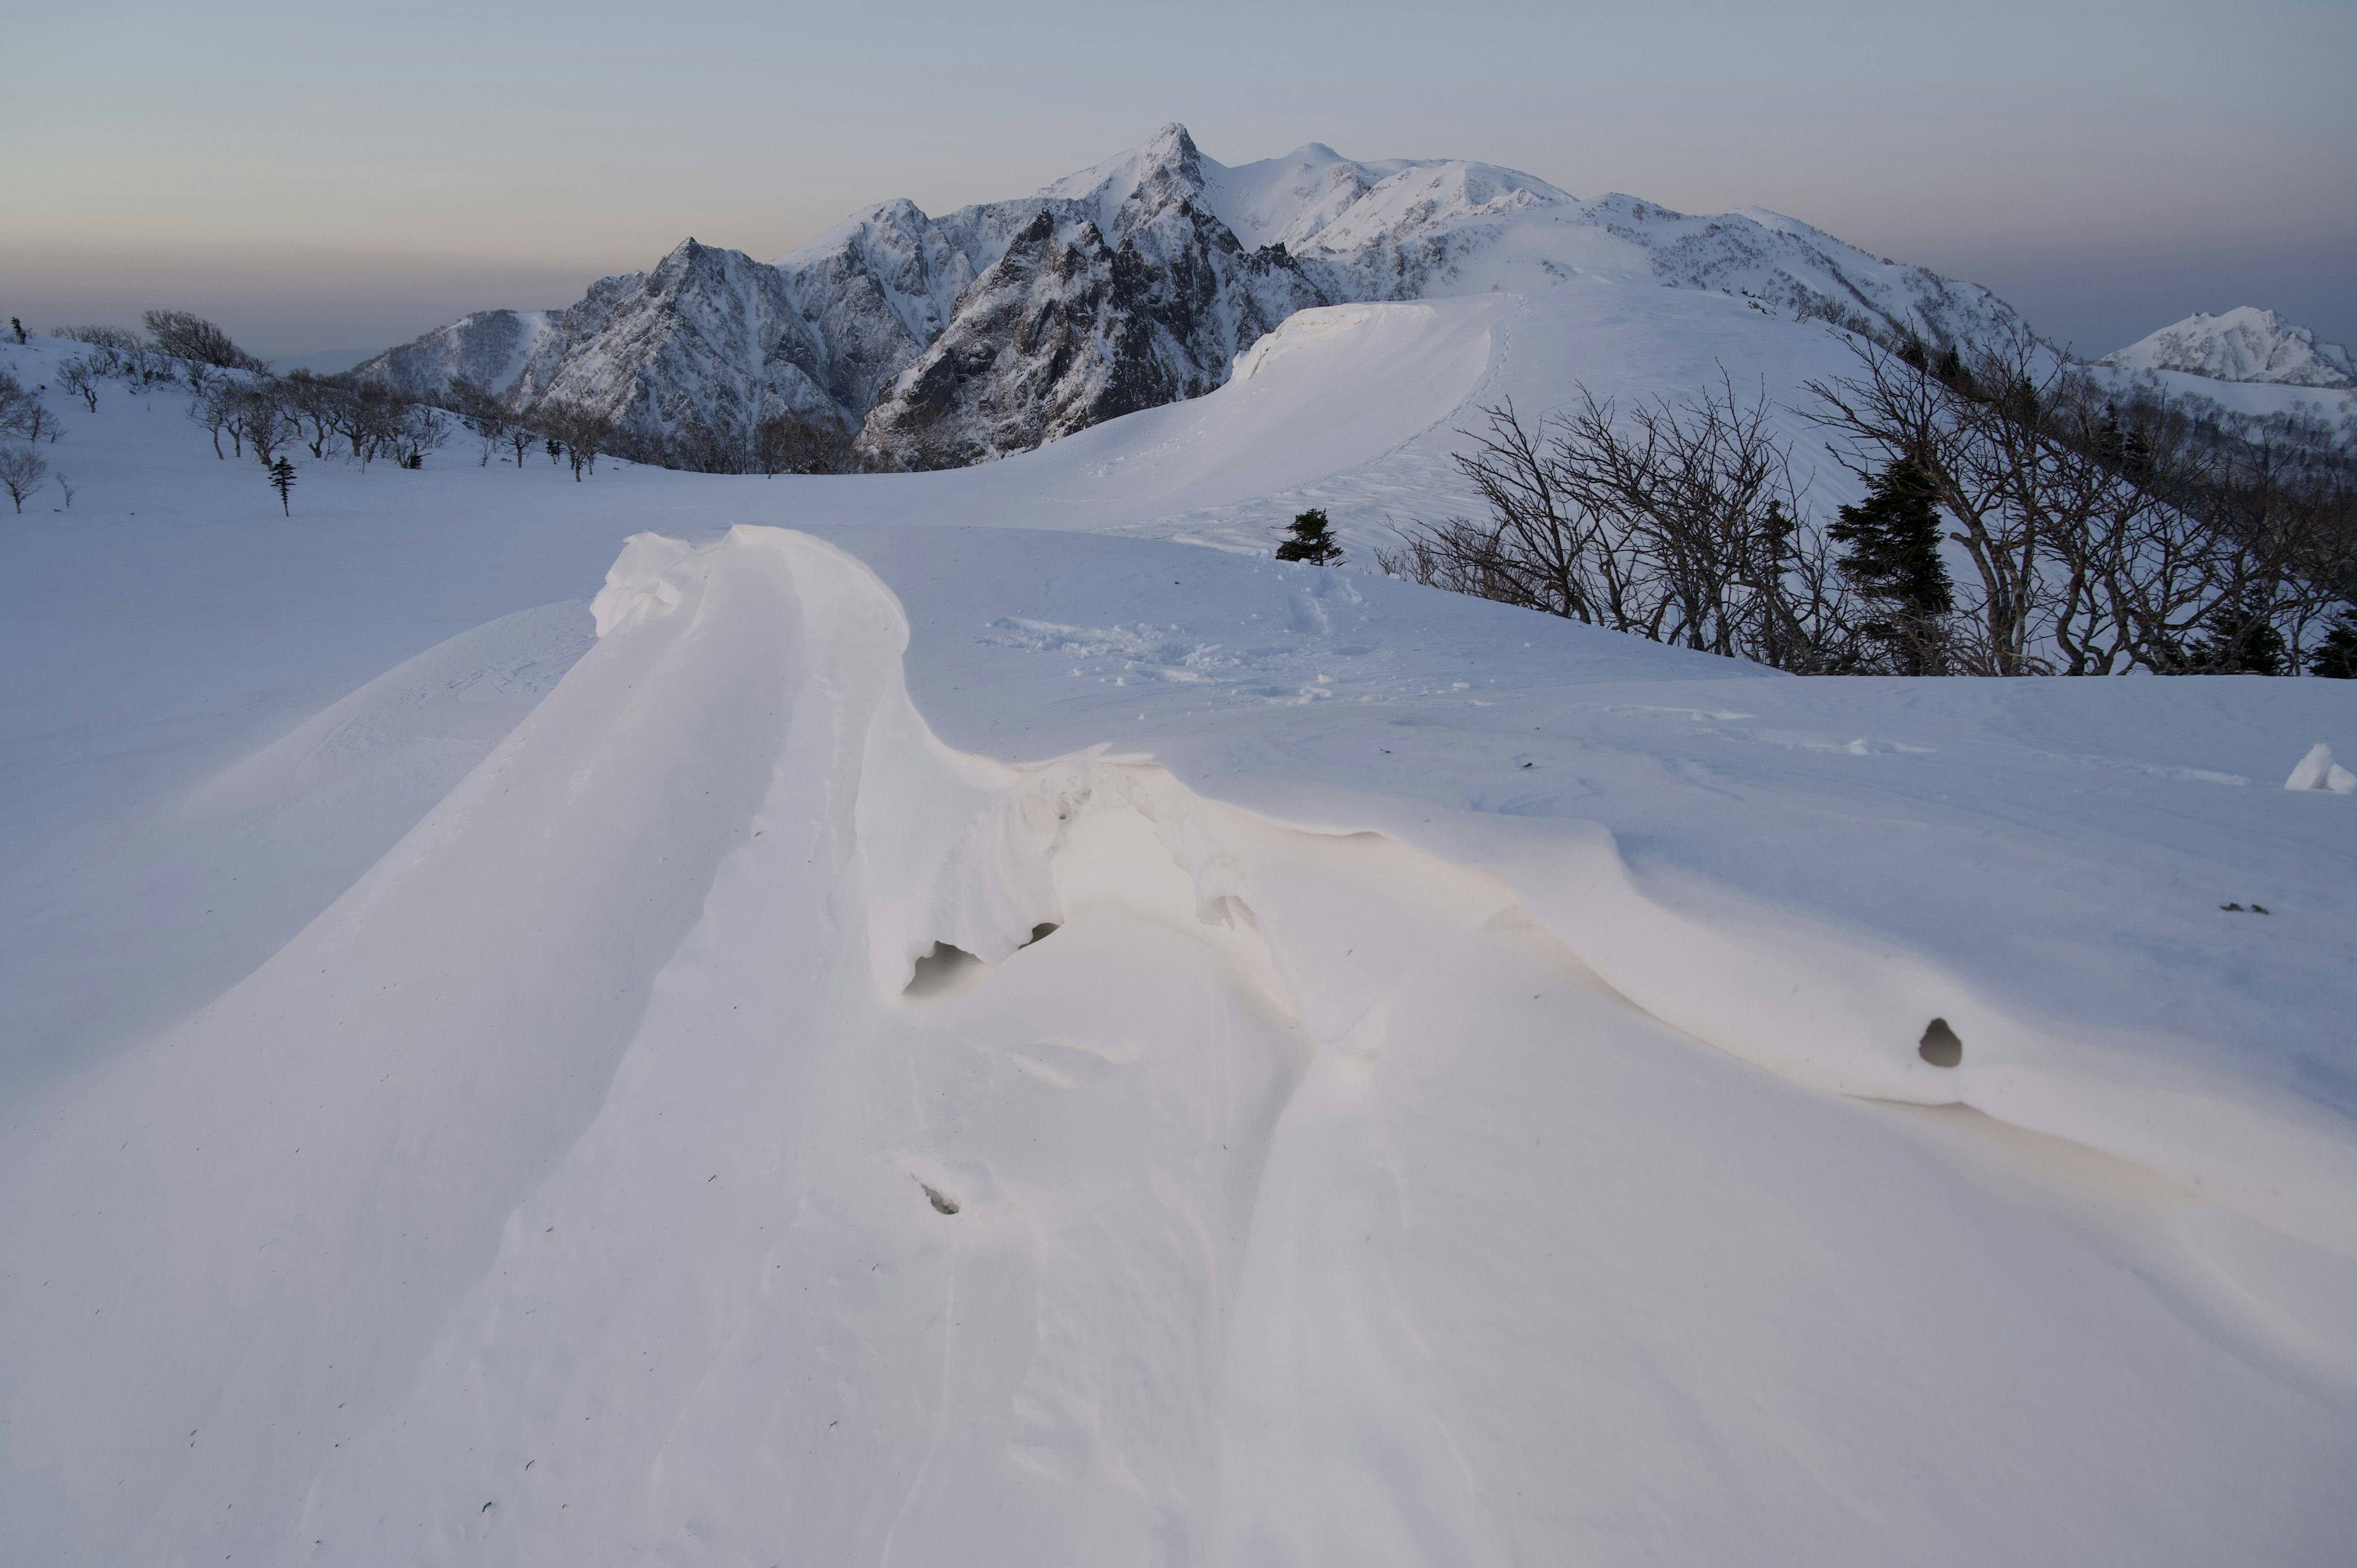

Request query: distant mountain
[
  {"left": 350, "top": 125, "right": 2038, "bottom": 470},
  {"left": 2099, "top": 307, "right": 2355, "bottom": 390},
  {"left": 352, "top": 309, "right": 562, "bottom": 402}
]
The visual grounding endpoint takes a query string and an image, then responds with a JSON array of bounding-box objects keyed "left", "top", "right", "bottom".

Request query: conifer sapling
[
  {"left": 1829, "top": 456, "right": 1952, "bottom": 674},
  {"left": 1274, "top": 508, "right": 1343, "bottom": 565}
]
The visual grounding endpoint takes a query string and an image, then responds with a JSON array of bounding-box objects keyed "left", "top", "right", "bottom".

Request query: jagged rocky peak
[
  {"left": 857, "top": 142, "right": 1329, "bottom": 469},
  {"left": 349, "top": 123, "right": 2041, "bottom": 473},
  {"left": 2100, "top": 307, "right": 2355, "bottom": 388}
]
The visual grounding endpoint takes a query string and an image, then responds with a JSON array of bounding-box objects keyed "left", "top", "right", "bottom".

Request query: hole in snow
[
  {"left": 1918, "top": 1018, "right": 1964, "bottom": 1068},
  {"left": 921, "top": 1184, "right": 961, "bottom": 1216},
  {"left": 904, "top": 942, "right": 983, "bottom": 998},
  {"left": 1023, "top": 922, "right": 1060, "bottom": 946}
]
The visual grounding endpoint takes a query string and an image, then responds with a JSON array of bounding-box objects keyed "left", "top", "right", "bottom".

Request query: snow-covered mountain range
[
  {"left": 352, "top": 125, "right": 2034, "bottom": 468},
  {"left": 2100, "top": 306, "right": 2356, "bottom": 390}
]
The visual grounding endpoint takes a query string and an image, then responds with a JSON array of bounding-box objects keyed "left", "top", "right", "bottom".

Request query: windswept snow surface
[{"left": 3, "top": 298, "right": 2356, "bottom": 1567}]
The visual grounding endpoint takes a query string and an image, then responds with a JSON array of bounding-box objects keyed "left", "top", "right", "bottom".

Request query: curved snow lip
[{"left": 595, "top": 528, "right": 2357, "bottom": 1260}]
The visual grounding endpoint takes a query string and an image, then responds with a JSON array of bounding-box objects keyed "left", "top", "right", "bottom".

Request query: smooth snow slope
[{"left": 2, "top": 294, "right": 2355, "bottom": 1566}]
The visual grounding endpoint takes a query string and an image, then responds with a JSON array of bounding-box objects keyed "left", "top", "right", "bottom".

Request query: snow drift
[{"left": 5, "top": 526, "right": 2353, "bottom": 1565}]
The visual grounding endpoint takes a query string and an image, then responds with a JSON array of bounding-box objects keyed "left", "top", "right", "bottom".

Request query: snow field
[{"left": 2, "top": 284, "right": 2355, "bottom": 1565}]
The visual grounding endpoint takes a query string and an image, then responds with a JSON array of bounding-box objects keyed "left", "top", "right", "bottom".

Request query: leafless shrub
[
  {"left": 445, "top": 377, "right": 509, "bottom": 466},
  {"left": 52, "top": 324, "right": 143, "bottom": 352},
  {"left": 233, "top": 383, "right": 297, "bottom": 466},
  {"left": 1379, "top": 379, "right": 1862, "bottom": 672},
  {"left": 758, "top": 410, "right": 856, "bottom": 475},
  {"left": 1805, "top": 330, "right": 2354, "bottom": 674},
  {"left": 533, "top": 400, "right": 614, "bottom": 481},
  {"left": 55, "top": 358, "right": 99, "bottom": 412},
  {"left": 141, "top": 309, "right": 269, "bottom": 373},
  {"left": 0, "top": 369, "right": 49, "bottom": 443},
  {"left": 0, "top": 442, "right": 47, "bottom": 513}
]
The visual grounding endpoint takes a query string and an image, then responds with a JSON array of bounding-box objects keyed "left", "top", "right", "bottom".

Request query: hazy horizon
[{"left": 7, "top": 1, "right": 2350, "bottom": 366}]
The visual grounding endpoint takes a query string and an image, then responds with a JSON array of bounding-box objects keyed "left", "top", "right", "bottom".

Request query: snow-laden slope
[
  {"left": 2101, "top": 306, "right": 2356, "bottom": 388},
  {"left": 3, "top": 306, "right": 2355, "bottom": 1565},
  {"left": 349, "top": 308, "right": 562, "bottom": 400}
]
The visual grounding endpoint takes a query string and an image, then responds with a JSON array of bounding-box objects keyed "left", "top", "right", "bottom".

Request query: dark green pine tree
[
  {"left": 1829, "top": 456, "right": 1953, "bottom": 674},
  {"left": 2309, "top": 606, "right": 2357, "bottom": 678},
  {"left": 2187, "top": 595, "right": 2288, "bottom": 674},
  {"left": 1274, "top": 508, "right": 1343, "bottom": 565},
  {"left": 267, "top": 456, "right": 296, "bottom": 516}
]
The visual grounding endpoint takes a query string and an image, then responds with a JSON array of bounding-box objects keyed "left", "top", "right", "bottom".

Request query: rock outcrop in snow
[
  {"left": 2100, "top": 307, "right": 2356, "bottom": 389},
  {"left": 351, "top": 124, "right": 2040, "bottom": 468}
]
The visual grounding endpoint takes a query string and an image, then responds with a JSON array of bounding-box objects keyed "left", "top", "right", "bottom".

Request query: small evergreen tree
[
  {"left": 2309, "top": 607, "right": 2357, "bottom": 679},
  {"left": 1274, "top": 508, "right": 1342, "bottom": 565},
  {"left": 267, "top": 455, "right": 296, "bottom": 516},
  {"left": 1829, "top": 455, "right": 1953, "bottom": 674},
  {"left": 2188, "top": 595, "right": 2288, "bottom": 674},
  {"left": 9, "top": 318, "right": 24, "bottom": 346}
]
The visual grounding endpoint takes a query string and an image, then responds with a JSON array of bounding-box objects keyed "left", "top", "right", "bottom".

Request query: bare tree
[
  {"left": 757, "top": 410, "right": 856, "bottom": 476},
  {"left": 234, "top": 383, "right": 297, "bottom": 466},
  {"left": 52, "top": 325, "right": 143, "bottom": 352},
  {"left": 0, "top": 370, "right": 44, "bottom": 442},
  {"left": 390, "top": 403, "right": 453, "bottom": 468},
  {"left": 0, "top": 443, "right": 47, "bottom": 513},
  {"left": 505, "top": 419, "right": 536, "bottom": 471},
  {"left": 1380, "top": 380, "right": 1860, "bottom": 671},
  {"left": 535, "top": 400, "right": 614, "bottom": 481},
  {"left": 55, "top": 358, "right": 99, "bottom": 413},
  {"left": 1805, "top": 330, "right": 2355, "bottom": 675},
  {"left": 142, "top": 309, "right": 268, "bottom": 372},
  {"left": 190, "top": 380, "right": 239, "bottom": 458},
  {"left": 281, "top": 371, "right": 348, "bottom": 460},
  {"left": 446, "top": 377, "right": 508, "bottom": 466}
]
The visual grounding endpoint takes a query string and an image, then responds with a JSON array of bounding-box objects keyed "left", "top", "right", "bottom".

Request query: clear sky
[{"left": 5, "top": 0, "right": 2350, "bottom": 366}]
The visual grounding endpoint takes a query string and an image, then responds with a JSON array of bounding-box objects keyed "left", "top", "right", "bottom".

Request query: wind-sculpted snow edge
[{"left": 598, "top": 529, "right": 2357, "bottom": 1261}]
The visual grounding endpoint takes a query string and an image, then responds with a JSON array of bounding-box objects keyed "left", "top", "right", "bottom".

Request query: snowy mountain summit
[
  {"left": 2100, "top": 306, "right": 2356, "bottom": 388},
  {"left": 354, "top": 125, "right": 2032, "bottom": 468}
]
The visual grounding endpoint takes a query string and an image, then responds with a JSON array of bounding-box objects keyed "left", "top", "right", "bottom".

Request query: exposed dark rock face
[{"left": 865, "top": 188, "right": 1327, "bottom": 468}]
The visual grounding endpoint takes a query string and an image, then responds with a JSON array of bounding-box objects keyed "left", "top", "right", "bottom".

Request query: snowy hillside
[
  {"left": 4, "top": 268, "right": 2355, "bottom": 1568},
  {"left": 2101, "top": 306, "right": 2356, "bottom": 388},
  {"left": 350, "top": 125, "right": 2038, "bottom": 468},
  {"left": 349, "top": 307, "right": 561, "bottom": 401}
]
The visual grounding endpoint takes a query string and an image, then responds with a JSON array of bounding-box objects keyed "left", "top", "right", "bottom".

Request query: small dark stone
[{"left": 1918, "top": 1018, "right": 1964, "bottom": 1068}]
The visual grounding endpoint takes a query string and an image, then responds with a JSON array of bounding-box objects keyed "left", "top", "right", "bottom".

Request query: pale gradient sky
[{"left": 5, "top": 0, "right": 2350, "bottom": 366}]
